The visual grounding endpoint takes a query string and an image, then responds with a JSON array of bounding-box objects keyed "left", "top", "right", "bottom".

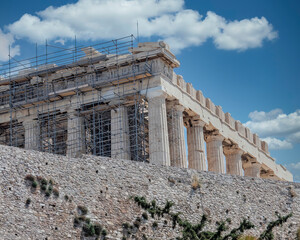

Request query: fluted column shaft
[
  {"left": 23, "top": 119, "right": 40, "bottom": 150},
  {"left": 67, "top": 111, "right": 85, "bottom": 157},
  {"left": 206, "top": 134, "right": 225, "bottom": 173},
  {"left": 187, "top": 119, "right": 206, "bottom": 171},
  {"left": 111, "top": 105, "right": 131, "bottom": 160},
  {"left": 167, "top": 104, "right": 187, "bottom": 168},
  {"left": 224, "top": 146, "right": 243, "bottom": 176},
  {"left": 244, "top": 162, "right": 261, "bottom": 178},
  {"left": 148, "top": 94, "right": 170, "bottom": 166}
]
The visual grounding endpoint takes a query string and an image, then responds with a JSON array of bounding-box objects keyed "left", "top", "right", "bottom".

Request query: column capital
[
  {"left": 205, "top": 133, "right": 224, "bottom": 143},
  {"left": 223, "top": 145, "right": 244, "bottom": 156},
  {"left": 144, "top": 86, "right": 168, "bottom": 100},
  {"left": 191, "top": 117, "right": 206, "bottom": 127},
  {"left": 167, "top": 102, "right": 185, "bottom": 112}
]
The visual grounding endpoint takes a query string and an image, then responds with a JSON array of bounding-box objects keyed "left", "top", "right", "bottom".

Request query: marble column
[
  {"left": 187, "top": 118, "right": 206, "bottom": 171},
  {"left": 111, "top": 105, "right": 131, "bottom": 160},
  {"left": 23, "top": 118, "right": 40, "bottom": 151},
  {"left": 223, "top": 146, "right": 243, "bottom": 176},
  {"left": 244, "top": 161, "right": 261, "bottom": 178},
  {"left": 147, "top": 93, "right": 170, "bottom": 166},
  {"left": 167, "top": 103, "right": 187, "bottom": 168},
  {"left": 67, "top": 110, "right": 85, "bottom": 157},
  {"left": 205, "top": 134, "right": 225, "bottom": 173}
]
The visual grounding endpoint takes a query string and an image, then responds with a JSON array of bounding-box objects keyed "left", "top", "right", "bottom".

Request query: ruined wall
[{"left": 0, "top": 144, "right": 299, "bottom": 240}]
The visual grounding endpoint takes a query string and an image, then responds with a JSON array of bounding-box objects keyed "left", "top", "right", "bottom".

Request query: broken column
[
  {"left": 186, "top": 118, "right": 206, "bottom": 171},
  {"left": 66, "top": 110, "right": 85, "bottom": 157},
  {"left": 244, "top": 161, "right": 261, "bottom": 178},
  {"left": 111, "top": 105, "right": 131, "bottom": 160},
  {"left": 223, "top": 146, "right": 243, "bottom": 176},
  {"left": 167, "top": 102, "right": 187, "bottom": 168},
  {"left": 147, "top": 91, "right": 170, "bottom": 166},
  {"left": 205, "top": 133, "right": 225, "bottom": 173},
  {"left": 23, "top": 117, "right": 40, "bottom": 150}
]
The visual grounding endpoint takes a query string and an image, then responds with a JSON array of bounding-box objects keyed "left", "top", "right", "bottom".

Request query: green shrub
[
  {"left": 45, "top": 190, "right": 51, "bottom": 197},
  {"left": 41, "top": 178, "right": 47, "bottom": 186},
  {"left": 94, "top": 223, "right": 102, "bottom": 236},
  {"left": 48, "top": 185, "right": 53, "bottom": 193},
  {"left": 31, "top": 181, "right": 38, "bottom": 188},
  {"left": 101, "top": 229, "right": 107, "bottom": 236},
  {"left": 41, "top": 184, "right": 47, "bottom": 191},
  {"left": 64, "top": 195, "right": 69, "bottom": 201},
  {"left": 83, "top": 223, "right": 95, "bottom": 237}
]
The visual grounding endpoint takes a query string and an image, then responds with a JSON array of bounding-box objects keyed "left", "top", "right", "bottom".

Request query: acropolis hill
[{"left": 0, "top": 37, "right": 299, "bottom": 239}]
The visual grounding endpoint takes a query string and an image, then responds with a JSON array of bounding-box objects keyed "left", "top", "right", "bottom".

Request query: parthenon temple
[{"left": 0, "top": 36, "right": 293, "bottom": 181}]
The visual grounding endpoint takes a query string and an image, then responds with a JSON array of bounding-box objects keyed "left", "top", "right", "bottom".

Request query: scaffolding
[{"left": 0, "top": 35, "right": 150, "bottom": 162}]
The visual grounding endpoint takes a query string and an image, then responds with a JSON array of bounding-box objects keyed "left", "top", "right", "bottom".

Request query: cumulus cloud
[
  {"left": 6, "top": 0, "right": 277, "bottom": 53},
  {"left": 0, "top": 29, "right": 20, "bottom": 61},
  {"left": 261, "top": 137, "right": 292, "bottom": 150},
  {"left": 244, "top": 109, "right": 300, "bottom": 150}
]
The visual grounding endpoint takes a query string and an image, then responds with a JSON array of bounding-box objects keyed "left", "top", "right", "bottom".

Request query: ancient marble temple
[{"left": 0, "top": 37, "right": 292, "bottom": 181}]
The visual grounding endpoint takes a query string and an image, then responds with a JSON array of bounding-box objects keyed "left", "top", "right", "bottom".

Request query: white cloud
[
  {"left": 6, "top": 0, "right": 277, "bottom": 53},
  {"left": 244, "top": 109, "right": 300, "bottom": 150},
  {"left": 290, "top": 162, "right": 300, "bottom": 170},
  {"left": 261, "top": 137, "right": 292, "bottom": 150},
  {"left": 0, "top": 29, "right": 20, "bottom": 61}
]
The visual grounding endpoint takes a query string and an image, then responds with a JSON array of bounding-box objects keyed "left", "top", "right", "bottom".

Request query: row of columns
[
  {"left": 21, "top": 91, "right": 262, "bottom": 178},
  {"left": 147, "top": 92, "right": 262, "bottom": 178}
]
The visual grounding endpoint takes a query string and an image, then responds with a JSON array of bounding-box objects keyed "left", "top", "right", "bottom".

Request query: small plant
[
  {"left": 48, "top": 185, "right": 53, "bottom": 193},
  {"left": 25, "top": 174, "right": 35, "bottom": 182},
  {"left": 64, "top": 195, "right": 69, "bottom": 201},
  {"left": 94, "top": 223, "right": 102, "bottom": 236},
  {"left": 78, "top": 205, "right": 88, "bottom": 215},
  {"left": 41, "top": 178, "right": 48, "bottom": 186},
  {"left": 45, "top": 190, "right": 51, "bottom": 197},
  {"left": 297, "top": 227, "right": 300, "bottom": 240},
  {"left": 26, "top": 198, "right": 31, "bottom": 205},
  {"left": 49, "top": 179, "right": 54, "bottom": 185},
  {"left": 191, "top": 175, "right": 200, "bottom": 190},
  {"left": 74, "top": 217, "right": 81, "bottom": 227},
  {"left": 83, "top": 223, "right": 95, "bottom": 237},
  {"left": 41, "top": 184, "right": 47, "bottom": 191},
  {"left": 53, "top": 188, "right": 59, "bottom": 197},
  {"left": 123, "top": 223, "right": 130, "bottom": 229},
  {"left": 31, "top": 181, "right": 38, "bottom": 188},
  {"left": 101, "top": 229, "right": 107, "bottom": 236}
]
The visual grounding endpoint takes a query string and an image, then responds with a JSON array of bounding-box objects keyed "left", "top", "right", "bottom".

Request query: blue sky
[{"left": 0, "top": 0, "right": 299, "bottom": 181}]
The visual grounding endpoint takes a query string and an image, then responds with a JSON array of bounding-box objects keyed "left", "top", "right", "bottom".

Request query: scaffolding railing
[{"left": 0, "top": 35, "right": 151, "bottom": 162}]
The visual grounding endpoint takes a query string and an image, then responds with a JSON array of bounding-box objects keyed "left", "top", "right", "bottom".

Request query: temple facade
[{"left": 0, "top": 37, "right": 292, "bottom": 181}]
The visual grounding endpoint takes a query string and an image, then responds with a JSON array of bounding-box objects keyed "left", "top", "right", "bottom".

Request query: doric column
[
  {"left": 67, "top": 110, "right": 85, "bottom": 158},
  {"left": 167, "top": 103, "right": 187, "bottom": 168},
  {"left": 186, "top": 118, "right": 206, "bottom": 171},
  {"left": 244, "top": 161, "right": 261, "bottom": 178},
  {"left": 23, "top": 118, "right": 40, "bottom": 151},
  {"left": 223, "top": 146, "right": 243, "bottom": 176},
  {"left": 111, "top": 105, "right": 131, "bottom": 160},
  {"left": 147, "top": 92, "right": 170, "bottom": 166},
  {"left": 205, "top": 134, "right": 225, "bottom": 173}
]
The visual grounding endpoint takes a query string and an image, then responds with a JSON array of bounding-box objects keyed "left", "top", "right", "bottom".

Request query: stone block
[
  {"left": 206, "top": 98, "right": 216, "bottom": 114},
  {"left": 235, "top": 121, "right": 245, "bottom": 137},
  {"left": 196, "top": 90, "right": 205, "bottom": 106},
  {"left": 216, "top": 106, "right": 225, "bottom": 121},
  {"left": 186, "top": 83, "right": 196, "bottom": 98},
  {"left": 177, "top": 75, "right": 186, "bottom": 91},
  {"left": 0, "top": 85, "right": 9, "bottom": 92},
  {"left": 224, "top": 112, "right": 235, "bottom": 129},
  {"left": 261, "top": 141, "right": 269, "bottom": 154},
  {"left": 253, "top": 134, "right": 261, "bottom": 148}
]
